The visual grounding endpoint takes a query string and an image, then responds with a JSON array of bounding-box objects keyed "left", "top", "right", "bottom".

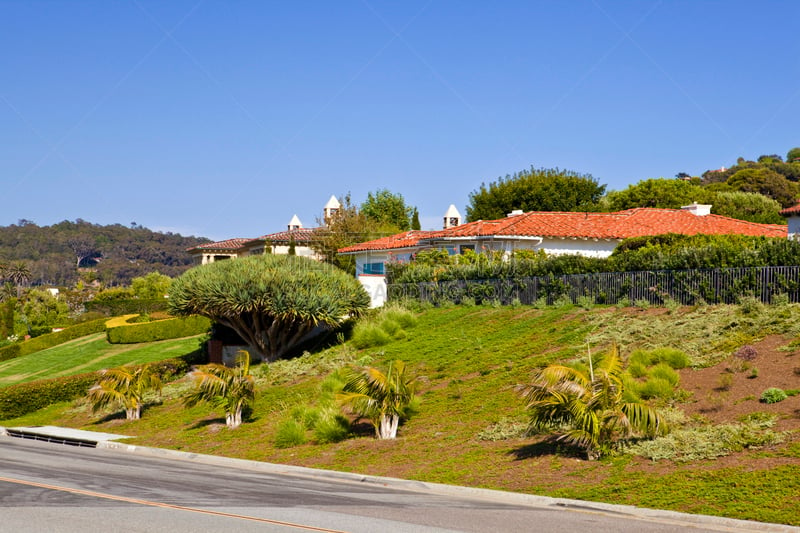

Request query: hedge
[
  {"left": 0, "top": 318, "right": 109, "bottom": 363},
  {"left": 106, "top": 315, "right": 211, "bottom": 344},
  {"left": 0, "top": 372, "right": 100, "bottom": 420},
  {"left": 386, "top": 235, "right": 800, "bottom": 284},
  {"left": 84, "top": 298, "right": 169, "bottom": 316},
  {"left": 0, "top": 351, "right": 206, "bottom": 421}
]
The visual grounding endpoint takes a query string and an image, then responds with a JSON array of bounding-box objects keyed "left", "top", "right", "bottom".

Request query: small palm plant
[
  {"left": 520, "top": 345, "right": 666, "bottom": 460},
  {"left": 337, "top": 360, "right": 417, "bottom": 439},
  {"left": 87, "top": 364, "right": 162, "bottom": 421},
  {"left": 183, "top": 350, "right": 255, "bottom": 429}
]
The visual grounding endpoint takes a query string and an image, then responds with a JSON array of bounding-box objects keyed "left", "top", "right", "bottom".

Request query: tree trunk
[
  {"left": 126, "top": 406, "right": 141, "bottom": 420},
  {"left": 378, "top": 414, "right": 399, "bottom": 439},
  {"left": 226, "top": 408, "right": 242, "bottom": 429}
]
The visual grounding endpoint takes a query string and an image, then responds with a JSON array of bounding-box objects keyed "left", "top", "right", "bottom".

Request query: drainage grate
[{"left": 6, "top": 429, "right": 98, "bottom": 448}]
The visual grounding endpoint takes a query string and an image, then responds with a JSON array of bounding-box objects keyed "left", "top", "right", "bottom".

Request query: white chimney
[
  {"left": 507, "top": 209, "right": 524, "bottom": 217},
  {"left": 681, "top": 202, "right": 711, "bottom": 216},
  {"left": 287, "top": 214, "right": 303, "bottom": 231},
  {"left": 443, "top": 204, "right": 462, "bottom": 229},
  {"left": 323, "top": 195, "right": 341, "bottom": 224}
]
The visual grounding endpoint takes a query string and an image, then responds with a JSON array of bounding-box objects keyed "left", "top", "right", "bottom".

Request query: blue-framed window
[{"left": 362, "top": 262, "right": 385, "bottom": 275}]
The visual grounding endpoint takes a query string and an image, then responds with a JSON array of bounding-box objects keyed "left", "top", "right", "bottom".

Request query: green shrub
[
  {"left": 576, "top": 295, "right": 594, "bottom": 310},
  {"left": 106, "top": 316, "right": 211, "bottom": 344},
  {"left": 650, "top": 363, "right": 680, "bottom": 387},
  {"left": 0, "top": 318, "right": 108, "bottom": 362},
  {"left": 312, "top": 411, "right": 351, "bottom": 444},
  {"left": 274, "top": 418, "right": 307, "bottom": 448},
  {"left": 628, "top": 362, "right": 648, "bottom": 378},
  {"left": 625, "top": 421, "right": 785, "bottom": 462},
  {"left": 351, "top": 306, "right": 417, "bottom": 350},
  {"left": 621, "top": 373, "right": 642, "bottom": 402},
  {"left": 0, "top": 372, "right": 100, "bottom": 420},
  {"left": 638, "top": 376, "right": 675, "bottom": 400},
  {"left": 351, "top": 323, "right": 392, "bottom": 349},
  {"left": 649, "top": 347, "right": 691, "bottom": 369},
  {"left": 381, "top": 306, "right": 418, "bottom": 329},
  {"left": 628, "top": 349, "right": 654, "bottom": 368},
  {"left": 760, "top": 387, "right": 788, "bottom": 404}
]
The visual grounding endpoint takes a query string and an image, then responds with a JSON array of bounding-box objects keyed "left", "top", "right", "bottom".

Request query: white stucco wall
[
  {"left": 357, "top": 275, "right": 388, "bottom": 307},
  {"left": 272, "top": 244, "right": 316, "bottom": 258},
  {"left": 537, "top": 238, "right": 619, "bottom": 258}
]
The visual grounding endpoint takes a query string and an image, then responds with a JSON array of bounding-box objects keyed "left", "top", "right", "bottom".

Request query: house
[
  {"left": 339, "top": 203, "right": 788, "bottom": 307},
  {"left": 186, "top": 196, "right": 341, "bottom": 264}
]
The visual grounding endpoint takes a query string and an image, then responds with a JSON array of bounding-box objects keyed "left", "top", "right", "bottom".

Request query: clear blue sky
[{"left": 2, "top": 1, "right": 799, "bottom": 241}]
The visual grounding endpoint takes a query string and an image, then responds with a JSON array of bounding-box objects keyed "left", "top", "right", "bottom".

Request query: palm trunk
[
  {"left": 226, "top": 407, "right": 242, "bottom": 429},
  {"left": 378, "top": 414, "right": 399, "bottom": 439},
  {"left": 126, "top": 406, "right": 141, "bottom": 420}
]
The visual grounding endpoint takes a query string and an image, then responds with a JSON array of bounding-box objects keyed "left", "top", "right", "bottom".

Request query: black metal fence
[{"left": 387, "top": 266, "right": 800, "bottom": 306}]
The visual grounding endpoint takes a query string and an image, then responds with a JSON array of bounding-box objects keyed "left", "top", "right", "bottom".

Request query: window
[
  {"left": 460, "top": 244, "right": 475, "bottom": 254},
  {"left": 362, "top": 262, "right": 385, "bottom": 275}
]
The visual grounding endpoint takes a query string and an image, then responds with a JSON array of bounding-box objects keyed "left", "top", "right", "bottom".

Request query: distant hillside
[{"left": 0, "top": 219, "right": 211, "bottom": 286}]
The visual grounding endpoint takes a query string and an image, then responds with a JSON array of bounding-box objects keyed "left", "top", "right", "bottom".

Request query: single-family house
[
  {"left": 186, "top": 196, "right": 341, "bottom": 264},
  {"left": 339, "top": 203, "right": 788, "bottom": 307}
]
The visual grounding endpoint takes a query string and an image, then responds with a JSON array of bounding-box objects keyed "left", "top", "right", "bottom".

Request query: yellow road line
[{"left": 0, "top": 475, "right": 348, "bottom": 532}]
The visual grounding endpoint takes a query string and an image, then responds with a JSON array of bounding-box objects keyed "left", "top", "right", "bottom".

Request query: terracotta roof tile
[
  {"left": 339, "top": 230, "right": 434, "bottom": 253},
  {"left": 253, "top": 228, "right": 316, "bottom": 244},
  {"left": 780, "top": 202, "right": 800, "bottom": 216},
  {"left": 187, "top": 238, "right": 251, "bottom": 253},
  {"left": 339, "top": 208, "right": 787, "bottom": 253}
]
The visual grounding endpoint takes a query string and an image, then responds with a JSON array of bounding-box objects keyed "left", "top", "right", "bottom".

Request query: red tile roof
[
  {"left": 187, "top": 238, "right": 252, "bottom": 253},
  {"left": 780, "top": 202, "right": 800, "bottom": 216},
  {"left": 253, "top": 228, "right": 316, "bottom": 244},
  {"left": 339, "top": 208, "right": 787, "bottom": 253},
  {"left": 338, "top": 230, "right": 435, "bottom": 253}
]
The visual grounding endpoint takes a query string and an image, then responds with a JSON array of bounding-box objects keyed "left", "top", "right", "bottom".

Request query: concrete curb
[
  {"left": 98, "top": 439, "right": 798, "bottom": 533},
  {"left": 3, "top": 426, "right": 798, "bottom": 532}
]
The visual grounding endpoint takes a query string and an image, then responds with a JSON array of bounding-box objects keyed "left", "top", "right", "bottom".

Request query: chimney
[
  {"left": 507, "top": 210, "right": 524, "bottom": 217},
  {"left": 287, "top": 214, "right": 303, "bottom": 231},
  {"left": 443, "top": 204, "right": 462, "bottom": 229},
  {"left": 681, "top": 202, "right": 711, "bottom": 216},
  {"left": 323, "top": 195, "right": 341, "bottom": 225}
]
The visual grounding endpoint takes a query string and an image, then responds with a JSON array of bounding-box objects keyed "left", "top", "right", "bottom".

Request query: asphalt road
[{"left": 0, "top": 436, "right": 793, "bottom": 533}]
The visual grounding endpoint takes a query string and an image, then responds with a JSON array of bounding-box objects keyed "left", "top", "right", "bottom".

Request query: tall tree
[
  {"left": 410, "top": 207, "right": 421, "bottom": 230},
  {"left": 4, "top": 261, "right": 30, "bottom": 297},
  {"left": 360, "top": 189, "right": 414, "bottom": 231},
  {"left": 131, "top": 271, "right": 171, "bottom": 299},
  {"left": 168, "top": 255, "right": 370, "bottom": 360},
  {"left": 602, "top": 178, "right": 709, "bottom": 211},
  {"left": 726, "top": 167, "right": 799, "bottom": 207},
  {"left": 467, "top": 167, "right": 606, "bottom": 221},
  {"left": 312, "top": 194, "right": 395, "bottom": 274}
]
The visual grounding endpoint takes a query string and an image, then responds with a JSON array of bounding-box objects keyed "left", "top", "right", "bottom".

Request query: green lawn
[
  {"left": 0, "top": 334, "right": 204, "bottom": 387},
  {"left": 2, "top": 304, "right": 799, "bottom": 526}
]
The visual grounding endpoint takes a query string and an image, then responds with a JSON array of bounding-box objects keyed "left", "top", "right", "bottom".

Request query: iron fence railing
[{"left": 387, "top": 266, "right": 800, "bottom": 306}]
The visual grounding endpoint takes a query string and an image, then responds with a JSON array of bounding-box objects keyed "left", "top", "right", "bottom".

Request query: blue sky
[{"left": 2, "top": 1, "right": 799, "bottom": 241}]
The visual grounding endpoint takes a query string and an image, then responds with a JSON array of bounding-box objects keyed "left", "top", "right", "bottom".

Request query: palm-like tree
[
  {"left": 87, "top": 364, "right": 162, "bottom": 421},
  {"left": 337, "top": 360, "right": 417, "bottom": 439},
  {"left": 183, "top": 351, "right": 255, "bottom": 429},
  {"left": 520, "top": 346, "right": 666, "bottom": 460}
]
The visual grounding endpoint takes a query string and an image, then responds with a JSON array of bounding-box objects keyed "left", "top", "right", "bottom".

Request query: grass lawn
[
  {"left": 0, "top": 334, "right": 204, "bottom": 387},
  {"left": 2, "top": 304, "right": 800, "bottom": 526}
]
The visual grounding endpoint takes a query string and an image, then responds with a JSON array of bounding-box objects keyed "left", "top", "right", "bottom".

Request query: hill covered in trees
[{"left": 0, "top": 219, "right": 210, "bottom": 287}]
